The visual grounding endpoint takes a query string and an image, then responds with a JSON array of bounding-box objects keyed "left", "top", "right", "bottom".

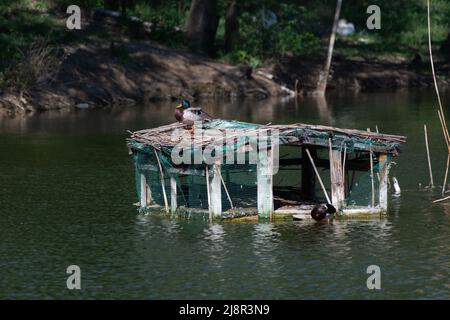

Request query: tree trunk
[
  {"left": 315, "top": 0, "right": 342, "bottom": 95},
  {"left": 224, "top": 0, "right": 238, "bottom": 52},
  {"left": 185, "top": 0, "right": 219, "bottom": 55}
]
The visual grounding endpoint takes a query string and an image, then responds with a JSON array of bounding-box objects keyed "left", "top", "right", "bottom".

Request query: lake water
[{"left": 1, "top": 90, "right": 450, "bottom": 299}]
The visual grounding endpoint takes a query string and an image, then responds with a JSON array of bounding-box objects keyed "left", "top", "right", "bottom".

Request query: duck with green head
[{"left": 174, "top": 99, "right": 212, "bottom": 129}]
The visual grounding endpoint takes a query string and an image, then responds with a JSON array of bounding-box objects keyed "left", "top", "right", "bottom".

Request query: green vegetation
[
  {"left": 336, "top": 0, "right": 450, "bottom": 60},
  {"left": 1, "top": 0, "right": 450, "bottom": 92},
  {"left": 0, "top": 1, "right": 66, "bottom": 92}
]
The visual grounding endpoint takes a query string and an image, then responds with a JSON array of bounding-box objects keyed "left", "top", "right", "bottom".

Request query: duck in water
[
  {"left": 174, "top": 100, "right": 212, "bottom": 132},
  {"left": 310, "top": 203, "right": 336, "bottom": 221}
]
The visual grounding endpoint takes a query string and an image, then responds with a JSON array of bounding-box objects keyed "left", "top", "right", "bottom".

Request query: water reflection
[{"left": 204, "top": 223, "right": 225, "bottom": 243}]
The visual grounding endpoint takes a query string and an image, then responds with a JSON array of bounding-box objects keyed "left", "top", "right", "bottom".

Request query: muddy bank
[
  {"left": 273, "top": 55, "right": 450, "bottom": 94},
  {"left": 0, "top": 39, "right": 290, "bottom": 117}
]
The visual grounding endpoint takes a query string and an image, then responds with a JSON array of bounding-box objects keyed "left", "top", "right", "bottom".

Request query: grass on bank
[{"left": 1, "top": 0, "right": 450, "bottom": 93}]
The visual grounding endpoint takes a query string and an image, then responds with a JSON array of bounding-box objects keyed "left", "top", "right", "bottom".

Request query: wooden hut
[{"left": 127, "top": 120, "right": 406, "bottom": 219}]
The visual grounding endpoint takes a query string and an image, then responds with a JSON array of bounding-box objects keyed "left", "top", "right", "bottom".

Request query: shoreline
[{"left": 2, "top": 18, "right": 450, "bottom": 117}]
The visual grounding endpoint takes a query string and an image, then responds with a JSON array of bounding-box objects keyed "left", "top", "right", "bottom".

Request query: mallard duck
[
  {"left": 174, "top": 100, "right": 212, "bottom": 128},
  {"left": 311, "top": 203, "right": 336, "bottom": 221}
]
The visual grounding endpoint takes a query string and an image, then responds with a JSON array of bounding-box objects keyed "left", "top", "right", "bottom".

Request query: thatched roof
[{"left": 128, "top": 120, "right": 406, "bottom": 155}]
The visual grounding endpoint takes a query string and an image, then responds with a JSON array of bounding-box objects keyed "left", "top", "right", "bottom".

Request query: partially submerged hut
[{"left": 127, "top": 120, "right": 405, "bottom": 219}]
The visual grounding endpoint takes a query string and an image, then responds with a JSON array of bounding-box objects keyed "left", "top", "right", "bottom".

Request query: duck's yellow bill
[{"left": 176, "top": 104, "right": 183, "bottom": 109}]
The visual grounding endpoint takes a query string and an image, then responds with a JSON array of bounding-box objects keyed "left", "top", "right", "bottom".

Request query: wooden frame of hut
[{"left": 127, "top": 120, "right": 405, "bottom": 219}]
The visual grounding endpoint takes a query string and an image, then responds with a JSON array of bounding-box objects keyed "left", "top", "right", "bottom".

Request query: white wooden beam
[
  {"left": 378, "top": 154, "right": 389, "bottom": 211},
  {"left": 329, "top": 144, "right": 345, "bottom": 210},
  {"left": 208, "top": 162, "right": 222, "bottom": 218},
  {"left": 170, "top": 175, "right": 177, "bottom": 214},
  {"left": 257, "top": 148, "right": 274, "bottom": 218},
  {"left": 140, "top": 173, "right": 147, "bottom": 208}
]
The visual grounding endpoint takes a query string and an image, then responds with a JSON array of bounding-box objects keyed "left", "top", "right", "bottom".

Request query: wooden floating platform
[{"left": 128, "top": 120, "right": 406, "bottom": 220}]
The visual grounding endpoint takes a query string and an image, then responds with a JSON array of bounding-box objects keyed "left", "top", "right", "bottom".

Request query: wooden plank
[
  {"left": 142, "top": 157, "right": 373, "bottom": 175},
  {"left": 209, "top": 162, "right": 222, "bottom": 218},
  {"left": 257, "top": 147, "right": 274, "bottom": 219},
  {"left": 276, "top": 205, "right": 384, "bottom": 216},
  {"left": 140, "top": 173, "right": 147, "bottom": 208},
  {"left": 280, "top": 135, "right": 397, "bottom": 154},
  {"left": 139, "top": 163, "right": 206, "bottom": 176},
  {"left": 369, "top": 148, "right": 375, "bottom": 207},
  {"left": 329, "top": 143, "right": 345, "bottom": 210},
  {"left": 279, "top": 156, "right": 372, "bottom": 171},
  {"left": 378, "top": 154, "right": 389, "bottom": 211},
  {"left": 170, "top": 175, "right": 177, "bottom": 214}
]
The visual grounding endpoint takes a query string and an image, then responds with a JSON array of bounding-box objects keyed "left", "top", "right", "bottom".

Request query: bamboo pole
[
  {"left": 305, "top": 148, "right": 332, "bottom": 204},
  {"left": 154, "top": 149, "right": 169, "bottom": 213},
  {"left": 443, "top": 153, "right": 450, "bottom": 196},
  {"left": 428, "top": 0, "right": 450, "bottom": 196},
  {"left": 215, "top": 166, "right": 234, "bottom": 210},
  {"left": 427, "top": 0, "right": 449, "bottom": 144},
  {"left": 369, "top": 147, "right": 375, "bottom": 207},
  {"left": 437, "top": 110, "right": 449, "bottom": 148},
  {"left": 205, "top": 166, "right": 212, "bottom": 221},
  {"left": 424, "top": 124, "right": 434, "bottom": 187},
  {"left": 433, "top": 195, "right": 450, "bottom": 203}
]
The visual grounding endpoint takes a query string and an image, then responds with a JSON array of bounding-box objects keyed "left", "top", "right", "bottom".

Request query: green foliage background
[{"left": 1, "top": 0, "right": 450, "bottom": 89}]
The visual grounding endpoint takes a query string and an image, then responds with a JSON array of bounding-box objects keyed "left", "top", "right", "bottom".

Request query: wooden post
[
  {"left": 208, "top": 162, "right": 222, "bottom": 218},
  {"left": 342, "top": 144, "right": 347, "bottom": 190},
  {"left": 378, "top": 153, "right": 389, "bottom": 211},
  {"left": 369, "top": 148, "right": 375, "bottom": 207},
  {"left": 205, "top": 167, "right": 212, "bottom": 220},
  {"left": 170, "top": 175, "right": 177, "bottom": 214},
  {"left": 329, "top": 140, "right": 345, "bottom": 210},
  {"left": 302, "top": 147, "right": 316, "bottom": 199},
  {"left": 257, "top": 147, "right": 274, "bottom": 219},
  {"left": 140, "top": 173, "right": 148, "bottom": 208}
]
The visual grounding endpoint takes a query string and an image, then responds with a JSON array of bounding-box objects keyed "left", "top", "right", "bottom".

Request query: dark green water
[{"left": 1, "top": 90, "right": 450, "bottom": 299}]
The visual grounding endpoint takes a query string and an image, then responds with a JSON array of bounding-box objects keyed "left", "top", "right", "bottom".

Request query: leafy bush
[
  {"left": 277, "top": 24, "right": 321, "bottom": 56},
  {"left": 129, "top": 1, "right": 188, "bottom": 47},
  {"left": 227, "top": 3, "right": 322, "bottom": 66}
]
